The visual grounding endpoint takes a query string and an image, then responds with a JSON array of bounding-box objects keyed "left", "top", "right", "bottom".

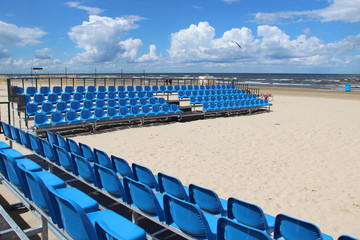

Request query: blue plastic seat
[
  {"left": 135, "top": 85, "right": 143, "bottom": 92},
  {"left": 119, "top": 107, "right": 133, "bottom": 118},
  {"left": 72, "top": 153, "right": 97, "bottom": 185},
  {"left": 144, "top": 85, "right": 151, "bottom": 92},
  {"left": 228, "top": 197, "right": 275, "bottom": 234},
  {"left": 163, "top": 194, "right": 218, "bottom": 240},
  {"left": 160, "top": 85, "right": 168, "bottom": 93},
  {"left": 26, "top": 103, "right": 41, "bottom": 116},
  {"left": 49, "top": 186, "right": 146, "bottom": 240},
  {"left": 107, "top": 107, "right": 121, "bottom": 119},
  {"left": 123, "top": 177, "right": 165, "bottom": 221},
  {"left": 52, "top": 86, "right": 63, "bottom": 95},
  {"left": 158, "top": 172, "right": 189, "bottom": 201},
  {"left": 39, "top": 86, "right": 51, "bottom": 96},
  {"left": 180, "top": 85, "right": 187, "bottom": 91},
  {"left": 67, "top": 138, "right": 82, "bottom": 156},
  {"left": 28, "top": 133, "right": 44, "bottom": 156},
  {"left": 83, "top": 100, "right": 95, "bottom": 110},
  {"left": 97, "top": 92, "right": 107, "bottom": 101},
  {"left": 118, "top": 98, "right": 128, "bottom": 108},
  {"left": 17, "top": 164, "right": 66, "bottom": 225},
  {"left": 94, "top": 219, "right": 143, "bottom": 240},
  {"left": 118, "top": 92, "right": 126, "bottom": 99},
  {"left": 97, "top": 85, "right": 107, "bottom": 94},
  {"left": 117, "top": 85, "right": 126, "bottom": 93},
  {"left": 131, "top": 106, "right": 145, "bottom": 117},
  {"left": 56, "top": 134, "right": 70, "bottom": 151},
  {"left": 34, "top": 113, "right": 51, "bottom": 127},
  {"left": 142, "top": 105, "right": 154, "bottom": 116},
  {"left": 54, "top": 145, "right": 78, "bottom": 174},
  {"left": 18, "top": 129, "right": 32, "bottom": 150},
  {"left": 94, "top": 163, "right": 126, "bottom": 200},
  {"left": 9, "top": 126, "right": 21, "bottom": 144},
  {"left": 61, "top": 93, "right": 72, "bottom": 103},
  {"left": 94, "top": 148, "right": 114, "bottom": 170},
  {"left": 50, "top": 112, "right": 66, "bottom": 125},
  {"left": 170, "top": 104, "right": 183, "bottom": 113},
  {"left": 149, "top": 97, "right": 157, "bottom": 105},
  {"left": 126, "top": 85, "right": 135, "bottom": 93},
  {"left": 107, "top": 91, "right": 117, "bottom": 100},
  {"left": 189, "top": 183, "right": 227, "bottom": 217},
  {"left": 128, "top": 91, "right": 137, "bottom": 99},
  {"left": 45, "top": 130, "right": 58, "bottom": 145},
  {"left": 47, "top": 93, "right": 59, "bottom": 104},
  {"left": 41, "top": 102, "right": 56, "bottom": 114},
  {"left": 111, "top": 155, "right": 134, "bottom": 178},
  {"left": 85, "top": 92, "right": 96, "bottom": 101},
  {"left": 152, "top": 85, "right": 160, "bottom": 93},
  {"left": 107, "top": 99, "right": 119, "bottom": 109},
  {"left": 80, "top": 109, "right": 95, "bottom": 121},
  {"left": 64, "top": 86, "right": 75, "bottom": 95},
  {"left": 187, "top": 85, "right": 193, "bottom": 91},
  {"left": 76, "top": 85, "right": 86, "bottom": 94},
  {"left": 132, "top": 163, "right": 159, "bottom": 191},
  {"left": 95, "top": 99, "right": 107, "bottom": 109},
  {"left": 137, "top": 91, "right": 146, "bottom": 99},
  {"left": 40, "top": 138, "right": 59, "bottom": 164},
  {"left": 151, "top": 104, "right": 164, "bottom": 115},
  {"left": 87, "top": 85, "right": 97, "bottom": 94},
  {"left": 33, "top": 93, "right": 46, "bottom": 105},
  {"left": 73, "top": 92, "right": 84, "bottom": 102},
  {"left": 94, "top": 108, "right": 109, "bottom": 120},
  {"left": 79, "top": 142, "right": 96, "bottom": 163},
  {"left": 56, "top": 101, "right": 69, "bottom": 113},
  {"left": 146, "top": 92, "right": 154, "bottom": 98},
  {"left": 69, "top": 100, "right": 82, "bottom": 112},
  {"left": 66, "top": 110, "right": 82, "bottom": 124},
  {"left": 274, "top": 214, "right": 333, "bottom": 240},
  {"left": 161, "top": 104, "right": 173, "bottom": 114},
  {"left": 0, "top": 121, "right": 12, "bottom": 139},
  {"left": 108, "top": 85, "right": 116, "bottom": 93},
  {"left": 26, "top": 86, "right": 38, "bottom": 96}
]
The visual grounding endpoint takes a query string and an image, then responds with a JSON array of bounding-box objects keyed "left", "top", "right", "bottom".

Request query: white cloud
[
  {"left": 252, "top": 0, "right": 360, "bottom": 24},
  {"left": 167, "top": 22, "right": 360, "bottom": 69},
  {"left": 138, "top": 44, "right": 160, "bottom": 62},
  {"left": 68, "top": 15, "right": 145, "bottom": 63},
  {"left": 35, "top": 48, "right": 53, "bottom": 59},
  {"left": 0, "top": 20, "right": 46, "bottom": 47},
  {"left": 65, "top": 2, "right": 104, "bottom": 15}
]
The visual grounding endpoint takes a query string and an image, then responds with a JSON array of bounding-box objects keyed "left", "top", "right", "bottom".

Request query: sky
[{"left": 0, "top": 0, "right": 359, "bottom": 74}]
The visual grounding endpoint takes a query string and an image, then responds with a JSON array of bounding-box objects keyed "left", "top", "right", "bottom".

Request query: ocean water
[{"left": 8, "top": 73, "right": 360, "bottom": 91}]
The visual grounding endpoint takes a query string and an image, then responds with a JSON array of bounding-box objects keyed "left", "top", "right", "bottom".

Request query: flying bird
[{"left": 231, "top": 40, "right": 242, "bottom": 49}]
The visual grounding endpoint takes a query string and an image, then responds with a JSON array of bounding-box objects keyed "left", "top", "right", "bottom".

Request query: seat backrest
[
  {"left": 94, "top": 163, "right": 126, "bottom": 200},
  {"left": 42, "top": 102, "right": 55, "bottom": 114},
  {"left": 94, "top": 108, "right": 106, "bottom": 119},
  {"left": 217, "top": 217, "right": 272, "bottom": 240},
  {"left": 1, "top": 121, "right": 12, "bottom": 139},
  {"left": 119, "top": 107, "right": 130, "bottom": 116},
  {"left": 111, "top": 155, "right": 133, "bottom": 178},
  {"left": 127, "top": 85, "right": 134, "bottom": 92},
  {"left": 85, "top": 92, "right": 95, "bottom": 101},
  {"left": 163, "top": 194, "right": 214, "bottom": 239},
  {"left": 158, "top": 172, "right": 189, "bottom": 201},
  {"left": 144, "top": 85, "right": 151, "bottom": 92},
  {"left": 72, "top": 153, "right": 96, "bottom": 185},
  {"left": 117, "top": 85, "right": 126, "bottom": 92},
  {"left": 34, "top": 94, "right": 46, "bottom": 104},
  {"left": 70, "top": 100, "right": 81, "bottom": 111},
  {"left": 19, "top": 129, "right": 32, "bottom": 150},
  {"left": 228, "top": 197, "right": 270, "bottom": 233},
  {"left": 26, "top": 103, "right": 40, "bottom": 115},
  {"left": 50, "top": 112, "right": 65, "bottom": 124},
  {"left": 98, "top": 85, "right": 106, "bottom": 93},
  {"left": 107, "top": 107, "right": 118, "bottom": 117},
  {"left": 47, "top": 93, "right": 59, "bottom": 103},
  {"left": 189, "top": 183, "right": 226, "bottom": 216},
  {"left": 45, "top": 130, "right": 58, "bottom": 145},
  {"left": 52, "top": 86, "right": 63, "bottom": 95},
  {"left": 56, "top": 134, "right": 69, "bottom": 151},
  {"left": 26, "top": 86, "right": 38, "bottom": 96},
  {"left": 274, "top": 214, "right": 324, "bottom": 240},
  {"left": 83, "top": 100, "right": 94, "bottom": 110},
  {"left": 39, "top": 86, "right": 51, "bottom": 95},
  {"left": 76, "top": 85, "right": 86, "bottom": 93},
  {"left": 50, "top": 187, "right": 97, "bottom": 240},
  {"left": 95, "top": 99, "right": 106, "bottom": 109},
  {"left": 97, "top": 92, "right": 106, "bottom": 100},
  {"left": 64, "top": 86, "right": 75, "bottom": 94},
  {"left": 54, "top": 145, "right": 78, "bottom": 174},
  {"left": 123, "top": 177, "right": 165, "bottom": 221},
  {"left": 142, "top": 105, "right": 151, "bottom": 114},
  {"left": 94, "top": 148, "right": 113, "bottom": 169},
  {"left": 40, "top": 138, "right": 59, "bottom": 164},
  {"left": 87, "top": 85, "right": 96, "bottom": 93},
  {"left": 34, "top": 113, "right": 49, "bottom": 126},
  {"left": 65, "top": 111, "right": 80, "bottom": 122},
  {"left": 132, "top": 163, "right": 159, "bottom": 191},
  {"left": 56, "top": 101, "right": 68, "bottom": 112},
  {"left": 338, "top": 235, "right": 357, "bottom": 240},
  {"left": 28, "top": 133, "right": 44, "bottom": 156},
  {"left": 73, "top": 92, "right": 84, "bottom": 101},
  {"left": 79, "top": 142, "right": 96, "bottom": 163},
  {"left": 108, "top": 85, "right": 116, "bottom": 93},
  {"left": 9, "top": 125, "right": 21, "bottom": 144},
  {"left": 80, "top": 109, "right": 93, "bottom": 120},
  {"left": 67, "top": 138, "right": 82, "bottom": 156},
  {"left": 61, "top": 93, "right": 72, "bottom": 102},
  {"left": 135, "top": 85, "right": 143, "bottom": 92}
]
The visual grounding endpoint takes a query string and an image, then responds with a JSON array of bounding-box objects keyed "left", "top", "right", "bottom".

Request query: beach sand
[
  {"left": 0, "top": 85, "right": 359, "bottom": 238},
  {"left": 71, "top": 87, "right": 360, "bottom": 238}
]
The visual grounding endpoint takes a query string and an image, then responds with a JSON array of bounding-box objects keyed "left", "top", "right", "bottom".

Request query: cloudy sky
[{"left": 0, "top": 0, "right": 359, "bottom": 74}]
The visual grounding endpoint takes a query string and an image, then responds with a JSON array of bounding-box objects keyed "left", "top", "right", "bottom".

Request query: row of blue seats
[
  {"left": 202, "top": 99, "right": 271, "bottom": 111},
  {"left": 1, "top": 123, "right": 357, "bottom": 240},
  {"left": 26, "top": 97, "right": 168, "bottom": 116},
  {"left": 179, "top": 89, "right": 246, "bottom": 98},
  {"left": 24, "top": 84, "right": 237, "bottom": 97},
  {"left": 191, "top": 95, "right": 271, "bottom": 105},
  {"left": 34, "top": 104, "right": 183, "bottom": 127},
  {"left": 0, "top": 143, "right": 146, "bottom": 239}
]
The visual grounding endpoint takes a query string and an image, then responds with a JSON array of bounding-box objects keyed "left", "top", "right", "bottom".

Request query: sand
[
  {"left": 0, "top": 84, "right": 359, "bottom": 239},
  {"left": 70, "top": 87, "right": 360, "bottom": 238}
]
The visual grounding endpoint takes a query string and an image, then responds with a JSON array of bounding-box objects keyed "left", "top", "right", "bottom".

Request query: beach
[
  {"left": 70, "top": 87, "right": 360, "bottom": 238},
  {"left": 0, "top": 85, "right": 359, "bottom": 238}
]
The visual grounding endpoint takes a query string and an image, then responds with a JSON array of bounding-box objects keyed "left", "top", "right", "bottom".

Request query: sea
[{"left": 7, "top": 73, "right": 360, "bottom": 91}]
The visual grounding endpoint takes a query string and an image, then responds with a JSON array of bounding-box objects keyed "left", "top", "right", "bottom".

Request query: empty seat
[
  {"left": 87, "top": 85, "right": 97, "bottom": 94},
  {"left": 83, "top": 100, "right": 95, "bottom": 110},
  {"left": 72, "top": 153, "right": 97, "bottom": 185},
  {"left": 217, "top": 217, "right": 272, "bottom": 240},
  {"left": 94, "top": 148, "right": 114, "bottom": 170},
  {"left": 85, "top": 92, "right": 96, "bottom": 101},
  {"left": 61, "top": 93, "right": 72, "bottom": 103},
  {"left": 39, "top": 86, "right": 51, "bottom": 96},
  {"left": 158, "top": 172, "right": 189, "bottom": 201},
  {"left": 76, "top": 85, "right": 86, "bottom": 94},
  {"left": 108, "top": 85, "right": 116, "bottom": 93},
  {"left": 123, "top": 177, "right": 165, "bottom": 221},
  {"left": 163, "top": 194, "right": 218, "bottom": 240},
  {"left": 28, "top": 133, "right": 44, "bottom": 156},
  {"left": 50, "top": 112, "right": 66, "bottom": 125},
  {"left": 95, "top": 99, "right": 107, "bottom": 109},
  {"left": 131, "top": 106, "right": 145, "bottom": 117},
  {"left": 67, "top": 138, "right": 82, "bottom": 156},
  {"left": 45, "top": 130, "right": 58, "bottom": 145},
  {"left": 73, "top": 92, "right": 84, "bottom": 102},
  {"left": 111, "top": 155, "right": 134, "bottom": 178},
  {"left": 64, "top": 85, "right": 75, "bottom": 95},
  {"left": 47, "top": 93, "right": 60, "bottom": 104},
  {"left": 135, "top": 85, "right": 143, "bottom": 92},
  {"left": 52, "top": 86, "right": 63, "bottom": 95},
  {"left": 40, "top": 139, "right": 59, "bottom": 164},
  {"left": 70, "top": 100, "right": 83, "bottom": 112},
  {"left": 54, "top": 145, "right": 78, "bottom": 174},
  {"left": 34, "top": 113, "right": 51, "bottom": 127},
  {"left": 141, "top": 105, "right": 154, "bottom": 116},
  {"left": 119, "top": 107, "right": 133, "bottom": 118},
  {"left": 26, "top": 103, "right": 41, "bottom": 116},
  {"left": 33, "top": 93, "right": 46, "bottom": 105},
  {"left": 107, "top": 99, "right": 119, "bottom": 109},
  {"left": 26, "top": 86, "right": 38, "bottom": 96},
  {"left": 228, "top": 197, "right": 275, "bottom": 234},
  {"left": 97, "top": 92, "right": 107, "bottom": 100},
  {"left": 97, "top": 85, "right": 107, "bottom": 94},
  {"left": 117, "top": 85, "right": 126, "bottom": 93},
  {"left": 94, "top": 163, "right": 126, "bottom": 199},
  {"left": 189, "top": 183, "right": 227, "bottom": 217},
  {"left": 56, "top": 101, "right": 69, "bottom": 113},
  {"left": 107, "top": 107, "right": 121, "bottom": 119},
  {"left": 79, "top": 142, "right": 96, "bottom": 163},
  {"left": 41, "top": 102, "right": 56, "bottom": 114},
  {"left": 274, "top": 214, "right": 333, "bottom": 240},
  {"left": 19, "top": 129, "right": 32, "bottom": 150},
  {"left": 80, "top": 109, "right": 95, "bottom": 121},
  {"left": 152, "top": 85, "right": 160, "bottom": 93},
  {"left": 94, "top": 108, "right": 109, "bottom": 120},
  {"left": 144, "top": 85, "right": 151, "bottom": 92},
  {"left": 126, "top": 85, "right": 134, "bottom": 93},
  {"left": 56, "top": 133, "right": 70, "bottom": 151},
  {"left": 132, "top": 163, "right": 159, "bottom": 191}
]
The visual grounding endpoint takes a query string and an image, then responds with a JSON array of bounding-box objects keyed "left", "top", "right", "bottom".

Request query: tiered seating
[
  {"left": 3, "top": 122, "right": 350, "bottom": 240},
  {"left": 23, "top": 85, "right": 183, "bottom": 128}
]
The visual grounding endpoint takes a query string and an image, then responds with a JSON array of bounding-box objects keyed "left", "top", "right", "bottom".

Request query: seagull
[{"left": 231, "top": 40, "right": 242, "bottom": 49}]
